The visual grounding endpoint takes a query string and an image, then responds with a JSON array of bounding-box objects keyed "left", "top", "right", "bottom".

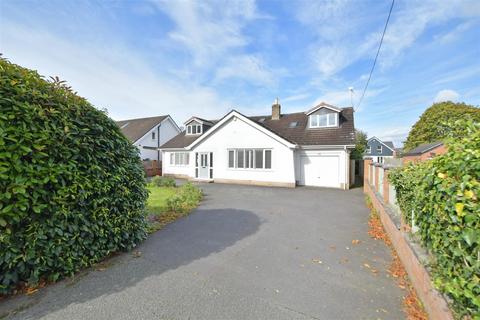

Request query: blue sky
[{"left": 1, "top": 0, "right": 479, "bottom": 145}]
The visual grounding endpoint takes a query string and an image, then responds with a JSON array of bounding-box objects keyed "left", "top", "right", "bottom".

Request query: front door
[{"left": 198, "top": 152, "right": 210, "bottom": 179}]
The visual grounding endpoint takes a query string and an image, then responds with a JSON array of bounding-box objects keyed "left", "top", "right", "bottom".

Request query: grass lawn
[
  {"left": 145, "top": 183, "right": 202, "bottom": 233},
  {"left": 146, "top": 185, "right": 177, "bottom": 215}
]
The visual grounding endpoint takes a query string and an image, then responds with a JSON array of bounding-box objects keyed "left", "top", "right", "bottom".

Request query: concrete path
[{"left": 1, "top": 184, "right": 404, "bottom": 319}]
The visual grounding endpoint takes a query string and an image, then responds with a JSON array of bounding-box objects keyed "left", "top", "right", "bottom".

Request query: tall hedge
[
  {"left": 389, "top": 119, "right": 480, "bottom": 317},
  {"left": 404, "top": 101, "right": 480, "bottom": 151},
  {"left": 0, "top": 59, "right": 148, "bottom": 294}
]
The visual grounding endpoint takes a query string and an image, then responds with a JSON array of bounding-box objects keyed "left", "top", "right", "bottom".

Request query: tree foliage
[
  {"left": 351, "top": 129, "right": 368, "bottom": 160},
  {"left": 389, "top": 119, "right": 480, "bottom": 317},
  {"left": 0, "top": 59, "right": 148, "bottom": 293},
  {"left": 404, "top": 101, "right": 480, "bottom": 151}
]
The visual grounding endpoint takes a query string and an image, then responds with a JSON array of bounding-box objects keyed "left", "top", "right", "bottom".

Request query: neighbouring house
[
  {"left": 116, "top": 115, "right": 180, "bottom": 161},
  {"left": 402, "top": 141, "right": 446, "bottom": 163},
  {"left": 363, "top": 137, "right": 395, "bottom": 163},
  {"left": 160, "top": 101, "right": 355, "bottom": 189}
]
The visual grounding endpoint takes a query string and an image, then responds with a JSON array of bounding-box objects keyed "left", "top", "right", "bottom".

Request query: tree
[
  {"left": 404, "top": 101, "right": 480, "bottom": 151},
  {"left": 351, "top": 129, "right": 368, "bottom": 160}
]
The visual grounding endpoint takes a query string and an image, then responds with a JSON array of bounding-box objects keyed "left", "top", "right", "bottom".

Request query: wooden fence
[{"left": 143, "top": 160, "right": 162, "bottom": 177}]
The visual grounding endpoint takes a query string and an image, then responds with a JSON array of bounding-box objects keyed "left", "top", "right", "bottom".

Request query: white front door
[
  {"left": 198, "top": 152, "right": 210, "bottom": 179},
  {"left": 301, "top": 155, "right": 340, "bottom": 188}
]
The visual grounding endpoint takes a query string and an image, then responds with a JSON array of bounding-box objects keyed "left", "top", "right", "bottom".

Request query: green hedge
[
  {"left": 389, "top": 119, "right": 480, "bottom": 318},
  {"left": 0, "top": 59, "right": 148, "bottom": 293}
]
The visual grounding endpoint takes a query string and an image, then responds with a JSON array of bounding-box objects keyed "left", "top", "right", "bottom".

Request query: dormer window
[
  {"left": 377, "top": 145, "right": 382, "bottom": 153},
  {"left": 186, "top": 124, "right": 202, "bottom": 135},
  {"left": 367, "top": 146, "right": 371, "bottom": 154},
  {"left": 309, "top": 112, "right": 338, "bottom": 128}
]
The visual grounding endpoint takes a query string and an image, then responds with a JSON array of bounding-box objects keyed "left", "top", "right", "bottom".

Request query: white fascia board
[
  {"left": 305, "top": 103, "right": 342, "bottom": 115},
  {"left": 186, "top": 110, "right": 296, "bottom": 150},
  {"left": 300, "top": 145, "right": 355, "bottom": 150},
  {"left": 367, "top": 136, "right": 395, "bottom": 152},
  {"left": 162, "top": 115, "right": 181, "bottom": 133}
]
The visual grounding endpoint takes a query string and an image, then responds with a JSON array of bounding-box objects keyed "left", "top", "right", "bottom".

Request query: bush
[
  {"left": 389, "top": 119, "right": 480, "bottom": 317},
  {"left": 151, "top": 176, "right": 176, "bottom": 188},
  {"left": 166, "top": 183, "right": 202, "bottom": 213},
  {"left": 0, "top": 59, "right": 148, "bottom": 293}
]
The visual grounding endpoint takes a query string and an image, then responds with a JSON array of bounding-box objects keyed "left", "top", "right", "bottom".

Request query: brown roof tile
[
  {"left": 160, "top": 107, "right": 355, "bottom": 149},
  {"left": 116, "top": 115, "right": 168, "bottom": 142}
]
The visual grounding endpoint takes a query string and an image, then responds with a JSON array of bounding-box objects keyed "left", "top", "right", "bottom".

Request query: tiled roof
[
  {"left": 116, "top": 115, "right": 168, "bottom": 142},
  {"left": 160, "top": 107, "right": 355, "bottom": 149},
  {"left": 404, "top": 141, "right": 443, "bottom": 156}
]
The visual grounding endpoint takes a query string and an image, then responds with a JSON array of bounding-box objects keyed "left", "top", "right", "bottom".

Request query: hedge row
[
  {"left": 389, "top": 119, "right": 480, "bottom": 317},
  {"left": 0, "top": 59, "right": 148, "bottom": 293}
]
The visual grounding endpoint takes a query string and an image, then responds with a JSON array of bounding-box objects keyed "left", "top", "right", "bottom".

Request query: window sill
[{"left": 227, "top": 168, "right": 273, "bottom": 172}]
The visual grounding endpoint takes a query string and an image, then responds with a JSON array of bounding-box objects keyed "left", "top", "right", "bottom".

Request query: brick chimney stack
[{"left": 272, "top": 98, "right": 281, "bottom": 120}]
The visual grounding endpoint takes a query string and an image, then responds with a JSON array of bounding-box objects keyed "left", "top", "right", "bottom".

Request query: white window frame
[
  {"left": 186, "top": 124, "right": 202, "bottom": 135},
  {"left": 377, "top": 145, "right": 382, "bottom": 153},
  {"left": 169, "top": 152, "right": 189, "bottom": 166},
  {"left": 227, "top": 149, "right": 272, "bottom": 170},
  {"left": 309, "top": 112, "right": 338, "bottom": 128},
  {"left": 366, "top": 146, "right": 371, "bottom": 154}
]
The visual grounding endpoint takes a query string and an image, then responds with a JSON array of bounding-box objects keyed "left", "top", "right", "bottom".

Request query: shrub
[
  {"left": 0, "top": 59, "right": 148, "bottom": 293},
  {"left": 166, "top": 183, "right": 202, "bottom": 213},
  {"left": 151, "top": 176, "right": 176, "bottom": 188},
  {"left": 389, "top": 119, "right": 480, "bottom": 317}
]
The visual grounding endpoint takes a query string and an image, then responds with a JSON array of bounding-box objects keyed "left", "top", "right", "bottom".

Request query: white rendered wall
[
  {"left": 187, "top": 117, "right": 295, "bottom": 184},
  {"left": 136, "top": 118, "right": 180, "bottom": 161}
]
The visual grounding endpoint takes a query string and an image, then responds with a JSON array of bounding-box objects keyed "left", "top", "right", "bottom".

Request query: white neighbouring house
[
  {"left": 116, "top": 115, "right": 180, "bottom": 161},
  {"left": 160, "top": 101, "right": 356, "bottom": 189}
]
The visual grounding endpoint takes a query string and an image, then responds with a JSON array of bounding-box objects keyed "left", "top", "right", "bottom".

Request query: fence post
[
  {"left": 383, "top": 168, "right": 390, "bottom": 204},
  {"left": 375, "top": 165, "right": 380, "bottom": 192},
  {"left": 363, "top": 159, "right": 372, "bottom": 192}
]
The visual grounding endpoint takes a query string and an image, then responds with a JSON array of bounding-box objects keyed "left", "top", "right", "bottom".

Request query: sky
[{"left": 1, "top": 0, "right": 479, "bottom": 146}]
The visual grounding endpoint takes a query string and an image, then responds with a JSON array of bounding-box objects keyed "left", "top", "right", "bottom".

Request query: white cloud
[
  {"left": 1, "top": 21, "right": 230, "bottom": 122},
  {"left": 376, "top": 126, "right": 411, "bottom": 147},
  {"left": 434, "top": 89, "right": 460, "bottom": 103},
  {"left": 215, "top": 55, "right": 282, "bottom": 87},
  {"left": 295, "top": 0, "right": 480, "bottom": 77}
]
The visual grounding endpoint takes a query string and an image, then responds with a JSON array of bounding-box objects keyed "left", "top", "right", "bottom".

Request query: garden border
[{"left": 363, "top": 159, "right": 454, "bottom": 320}]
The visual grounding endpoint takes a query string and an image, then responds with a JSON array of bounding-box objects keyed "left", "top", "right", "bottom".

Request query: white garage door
[{"left": 300, "top": 155, "right": 341, "bottom": 188}]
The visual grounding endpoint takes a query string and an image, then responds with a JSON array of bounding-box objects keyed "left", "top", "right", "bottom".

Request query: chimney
[{"left": 272, "top": 97, "right": 281, "bottom": 120}]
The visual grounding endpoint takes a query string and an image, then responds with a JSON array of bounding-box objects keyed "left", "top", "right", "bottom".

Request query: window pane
[
  {"left": 187, "top": 126, "right": 191, "bottom": 134},
  {"left": 237, "top": 149, "right": 244, "bottom": 168},
  {"left": 328, "top": 113, "right": 336, "bottom": 126},
  {"left": 175, "top": 153, "right": 180, "bottom": 164},
  {"left": 210, "top": 153, "right": 213, "bottom": 167},
  {"left": 228, "top": 150, "right": 234, "bottom": 168},
  {"left": 197, "top": 125, "right": 202, "bottom": 134},
  {"left": 310, "top": 115, "right": 318, "bottom": 127},
  {"left": 245, "top": 150, "right": 251, "bottom": 168},
  {"left": 265, "top": 150, "right": 272, "bottom": 169},
  {"left": 318, "top": 114, "right": 327, "bottom": 127},
  {"left": 192, "top": 126, "right": 197, "bottom": 134},
  {"left": 255, "top": 150, "right": 263, "bottom": 168},
  {"left": 185, "top": 153, "right": 189, "bottom": 165},
  {"left": 152, "top": 132, "right": 155, "bottom": 139},
  {"left": 170, "top": 153, "right": 174, "bottom": 165}
]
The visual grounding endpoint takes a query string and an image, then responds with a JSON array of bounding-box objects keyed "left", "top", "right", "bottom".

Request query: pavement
[{"left": 1, "top": 183, "right": 404, "bottom": 320}]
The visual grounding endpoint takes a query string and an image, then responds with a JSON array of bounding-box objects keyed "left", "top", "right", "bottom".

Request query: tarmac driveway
[{"left": 2, "top": 183, "right": 404, "bottom": 320}]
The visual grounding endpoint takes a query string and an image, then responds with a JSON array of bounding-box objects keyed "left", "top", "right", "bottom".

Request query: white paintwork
[
  {"left": 135, "top": 117, "right": 180, "bottom": 161},
  {"left": 162, "top": 111, "right": 353, "bottom": 189},
  {"left": 295, "top": 149, "right": 349, "bottom": 189}
]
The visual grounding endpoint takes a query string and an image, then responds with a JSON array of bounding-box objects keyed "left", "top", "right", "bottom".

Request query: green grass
[
  {"left": 145, "top": 184, "right": 202, "bottom": 233},
  {"left": 146, "top": 185, "right": 177, "bottom": 215}
]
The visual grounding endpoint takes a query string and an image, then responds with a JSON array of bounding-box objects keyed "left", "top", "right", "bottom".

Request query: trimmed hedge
[
  {"left": 389, "top": 119, "right": 480, "bottom": 317},
  {"left": 0, "top": 59, "right": 148, "bottom": 293}
]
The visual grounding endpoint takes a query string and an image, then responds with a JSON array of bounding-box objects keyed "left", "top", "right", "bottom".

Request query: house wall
[
  {"left": 402, "top": 144, "right": 447, "bottom": 164},
  {"left": 365, "top": 138, "right": 394, "bottom": 159},
  {"left": 135, "top": 118, "right": 180, "bottom": 161},
  {"left": 162, "top": 150, "right": 194, "bottom": 178},
  {"left": 193, "top": 117, "right": 296, "bottom": 186}
]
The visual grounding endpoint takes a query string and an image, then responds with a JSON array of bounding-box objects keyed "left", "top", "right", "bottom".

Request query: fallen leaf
[
  {"left": 363, "top": 263, "right": 371, "bottom": 269},
  {"left": 26, "top": 288, "right": 38, "bottom": 295},
  {"left": 133, "top": 251, "right": 142, "bottom": 258},
  {"left": 351, "top": 239, "right": 361, "bottom": 245},
  {"left": 312, "top": 258, "right": 323, "bottom": 264}
]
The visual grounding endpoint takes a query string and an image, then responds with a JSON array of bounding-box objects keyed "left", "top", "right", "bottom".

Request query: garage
[{"left": 299, "top": 154, "right": 341, "bottom": 188}]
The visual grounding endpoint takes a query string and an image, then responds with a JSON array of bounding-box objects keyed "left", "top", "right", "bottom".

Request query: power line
[{"left": 355, "top": 0, "right": 395, "bottom": 111}]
